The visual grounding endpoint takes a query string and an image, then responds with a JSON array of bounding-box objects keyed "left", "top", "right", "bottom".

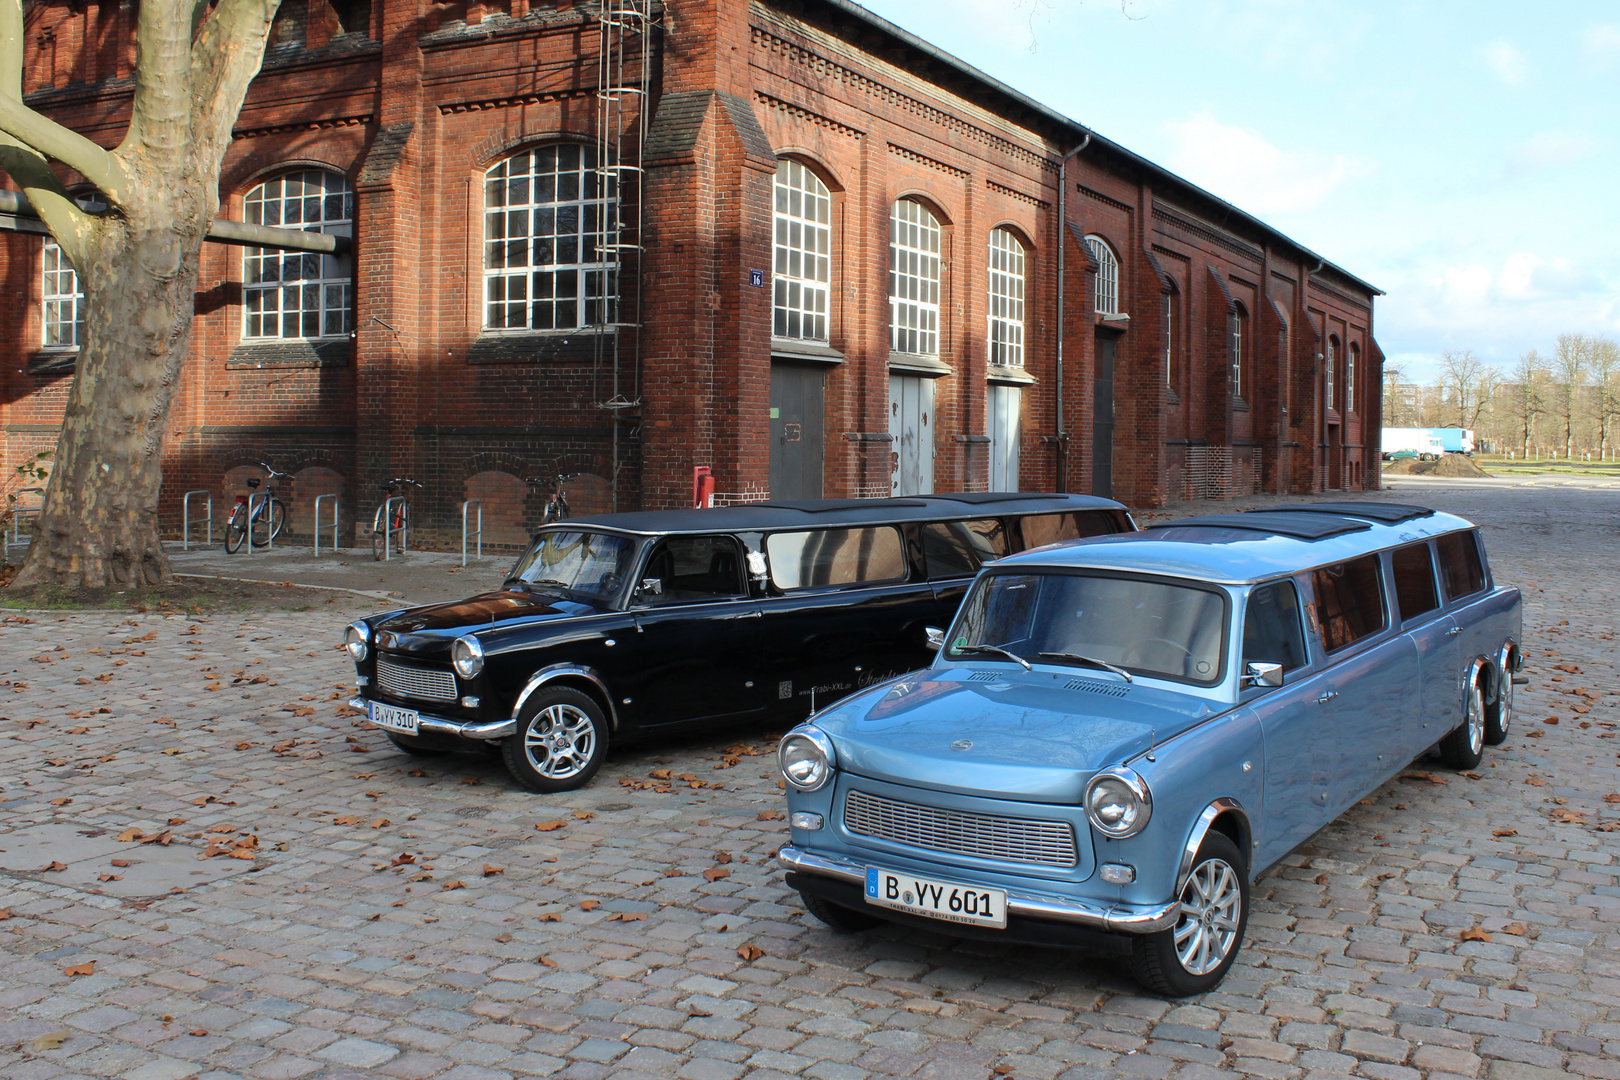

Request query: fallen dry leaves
[
  {"left": 1501, "top": 922, "right": 1527, "bottom": 936},
  {"left": 737, "top": 944, "right": 766, "bottom": 961},
  {"left": 28, "top": 1029, "right": 70, "bottom": 1052},
  {"left": 703, "top": 867, "right": 730, "bottom": 883},
  {"left": 1459, "top": 927, "right": 1492, "bottom": 943},
  {"left": 579, "top": 899, "right": 600, "bottom": 911},
  {"left": 757, "top": 809, "right": 784, "bottom": 821},
  {"left": 482, "top": 865, "right": 504, "bottom": 877},
  {"left": 534, "top": 820, "right": 567, "bottom": 832},
  {"left": 62, "top": 961, "right": 95, "bottom": 976}
]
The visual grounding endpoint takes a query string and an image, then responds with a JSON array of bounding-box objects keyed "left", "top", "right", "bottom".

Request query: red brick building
[{"left": 2, "top": 0, "right": 1383, "bottom": 548}]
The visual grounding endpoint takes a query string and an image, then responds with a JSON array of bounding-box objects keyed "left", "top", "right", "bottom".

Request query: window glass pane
[
  {"left": 1391, "top": 542, "right": 1439, "bottom": 621},
  {"left": 987, "top": 228, "right": 1025, "bottom": 367},
  {"left": 1436, "top": 531, "right": 1485, "bottom": 600},
  {"left": 1020, "top": 511, "right": 1120, "bottom": 549},
  {"left": 1084, "top": 236, "right": 1118, "bottom": 314},
  {"left": 639, "top": 536, "right": 744, "bottom": 603},
  {"left": 241, "top": 170, "right": 354, "bottom": 340},
  {"left": 765, "top": 527, "right": 906, "bottom": 590},
  {"left": 41, "top": 240, "right": 86, "bottom": 348},
  {"left": 1242, "top": 580, "right": 1308, "bottom": 673},
  {"left": 771, "top": 160, "right": 833, "bottom": 342},
  {"left": 1311, "top": 554, "right": 1386, "bottom": 652},
  {"left": 890, "top": 200, "right": 941, "bottom": 355},
  {"left": 921, "top": 519, "right": 1010, "bottom": 580}
]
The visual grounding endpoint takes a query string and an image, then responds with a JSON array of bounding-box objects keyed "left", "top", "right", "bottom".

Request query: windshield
[
  {"left": 947, "top": 572, "right": 1229, "bottom": 685},
  {"left": 506, "top": 530, "right": 637, "bottom": 602}
]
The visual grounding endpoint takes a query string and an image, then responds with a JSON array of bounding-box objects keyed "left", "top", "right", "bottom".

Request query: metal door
[
  {"left": 770, "top": 363, "right": 825, "bottom": 500},
  {"left": 988, "top": 384, "right": 1021, "bottom": 491},
  {"left": 1093, "top": 334, "right": 1115, "bottom": 498},
  {"left": 889, "top": 374, "right": 934, "bottom": 495}
]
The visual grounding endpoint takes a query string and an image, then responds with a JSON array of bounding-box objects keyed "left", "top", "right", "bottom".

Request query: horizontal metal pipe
[{"left": 0, "top": 188, "right": 352, "bottom": 255}]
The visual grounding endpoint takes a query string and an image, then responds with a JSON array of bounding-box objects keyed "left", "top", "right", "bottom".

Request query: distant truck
[{"left": 1382, "top": 427, "right": 1473, "bottom": 460}]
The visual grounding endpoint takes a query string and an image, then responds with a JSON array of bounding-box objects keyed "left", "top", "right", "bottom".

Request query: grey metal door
[
  {"left": 889, "top": 374, "right": 935, "bottom": 495},
  {"left": 1093, "top": 334, "right": 1115, "bottom": 498},
  {"left": 988, "top": 384, "right": 1021, "bottom": 491},
  {"left": 770, "top": 363, "right": 825, "bottom": 500}
]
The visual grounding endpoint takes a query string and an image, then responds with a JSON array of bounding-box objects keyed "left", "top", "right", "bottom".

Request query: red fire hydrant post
[{"left": 692, "top": 466, "right": 715, "bottom": 508}]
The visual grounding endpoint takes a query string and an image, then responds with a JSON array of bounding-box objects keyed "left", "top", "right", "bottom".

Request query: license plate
[
  {"left": 865, "top": 867, "right": 1008, "bottom": 929},
  {"left": 369, "top": 702, "right": 419, "bottom": 736}
]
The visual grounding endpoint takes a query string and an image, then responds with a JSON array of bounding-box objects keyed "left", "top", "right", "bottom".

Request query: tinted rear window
[
  {"left": 766, "top": 527, "right": 906, "bottom": 590},
  {"left": 1311, "top": 554, "right": 1386, "bottom": 652},
  {"left": 1021, "top": 510, "right": 1123, "bottom": 548},
  {"left": 1436, "top": 531, "right": 1486, "bottom": 600},
  {"left": 1391, "top": 542, "right": 1439, "bottom": 621},
  {"left": 922, "top": 518, "right": 1010, "bottom": 579}
]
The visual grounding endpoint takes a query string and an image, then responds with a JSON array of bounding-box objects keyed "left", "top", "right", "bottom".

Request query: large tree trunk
[{"left": 11, "top": 225, "right": 200, "bottom": 587}]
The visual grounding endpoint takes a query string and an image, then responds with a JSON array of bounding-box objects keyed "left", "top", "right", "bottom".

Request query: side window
[
  {"left": 1020, "top": 511, "right": 1120, "bottom": 549},
  {"left": 1391, "top": 542, "right": 1439, "bottom": 621},
  {"left": 765, "top": 527, "right": 906, "bottom": 590},
  {"left": 921, "top": 519, "right": 1009, "bottom": 580},
  {"left": 1310, "top": 554, "right": 1386, "bottom": 652},
  {"left": 1242, "top": 580, "right": 1308, "bottom": 673},
  {"left": 1436, "top": 531, "right": 1486, "bottom": 601},
  {"left": 639, "top": 535, "right": 744, "bottom": 603}
]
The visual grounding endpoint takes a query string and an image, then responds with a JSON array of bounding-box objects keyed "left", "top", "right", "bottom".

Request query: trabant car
[
  {"left": 344, "top": 493, "right": 1133, "bottom": 792},
  {"left": 776, "top": 502, "right": 1523, "bottom": 995}
]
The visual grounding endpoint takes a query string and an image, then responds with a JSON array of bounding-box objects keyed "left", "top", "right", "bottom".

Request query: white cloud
[
  {"left": 1480, "top": 40, "right": 1528, "bottom": 85},
  {"left": 1161, "top": 110, "right": 1366, "bottom": 216},
  {"left": 1510, "top": 130, "right": 1599, "bottom": 170},
  {"left": 1586, "top": 25, "right": 1620, "bottom": 59}
]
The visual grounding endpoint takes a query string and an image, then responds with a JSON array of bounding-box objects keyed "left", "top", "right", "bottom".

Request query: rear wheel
[
  {"left": 1438, "top": 675, "right": 1486, "bottom": 769},
  {"left": 252, "top": 499, "right": 286, "bottom": 547},
  {"left": 1130, "top": 831, "right": 1249, "bottom": 997},
  {"left": 799, "top": 889, "right": 883, "bottom": 932},
  {"left": 1484, "top": 656, "right": 1514, "bottom": 745},
  {"left": 224, "top": 504, "right": 249, "bottom": 553}
]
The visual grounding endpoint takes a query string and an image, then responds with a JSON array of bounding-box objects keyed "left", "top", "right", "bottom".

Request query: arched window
[
  {"left": 242, "top": 170, "right": 354, "bottom": 340},
  {"left": 773, "top": 159, "right": 831, "bottom": 341},
  {"left": 1325, "top": 336, "right": 1338, "bottom": 412},
  {"left": 42, "top": 240, "right": 84, "bottom": 349},
  {"left": 1084, "top": 235, "right": 1118, "bottom": 315},
  {"left": 1232, "top": 302, "right": 1247, "bottom": 398},
  {"left": 484, "top": 144, "right": 616, "bottom": 331},
  {"left": 987, "top": 228, "right": 1025, "bottom": 368},
  {"left": 1347, "top": 342, "right": 1359, "bottom": 414},
  {"left": 890, "top": 199, "right": 941, "bottom": 355},
  {"left": 1163, "top": 286, "right": 1178, "bottom": 388}
]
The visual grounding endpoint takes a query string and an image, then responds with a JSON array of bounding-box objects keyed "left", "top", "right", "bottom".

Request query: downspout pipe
[
  {"left": 0, "top": 188, "right": 352, "bottom": 255},
  {"left": 1054, "top": 131, "right": 1091, "bottom": 492}
]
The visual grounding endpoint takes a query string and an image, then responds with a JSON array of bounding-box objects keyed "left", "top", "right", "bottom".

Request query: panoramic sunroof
[
  {"left": 1146, "top": 513, "right": 1372, "bottom": 540},
  {"left": 1259, "top": 503, "right": 1435, "bottom": 524}
]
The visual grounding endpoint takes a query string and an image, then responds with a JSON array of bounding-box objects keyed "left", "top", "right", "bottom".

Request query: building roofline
[{"left": 808, "top": 0, "right": 1384, "bottom": 297}]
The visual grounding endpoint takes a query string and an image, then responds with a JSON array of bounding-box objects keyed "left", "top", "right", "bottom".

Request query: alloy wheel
[
  {"left": 1173, "top": 857, "right": 1243, "bottom": 976},
  {"left": 524, "top": 703, "right": 597, "bottom": 779}
]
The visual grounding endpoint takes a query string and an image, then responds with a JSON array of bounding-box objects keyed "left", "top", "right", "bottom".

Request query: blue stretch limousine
[{"left": 777, "top": 503, "right": 1523, "bottom": 995}]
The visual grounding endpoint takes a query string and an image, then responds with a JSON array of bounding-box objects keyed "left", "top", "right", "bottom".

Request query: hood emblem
[{"left": 950, "top": 740, "right": 973, "bottom": 752}]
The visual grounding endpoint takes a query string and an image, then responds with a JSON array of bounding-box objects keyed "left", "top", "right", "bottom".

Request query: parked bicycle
[
  {"left": 528, "top": 473, "right": 577, "bottom": 524},
  {"left": 372, "top": 478, "right": 423, "bottom": 561},
  {"left": 224, "top": 462, "right": 290, "bottom": 554}
]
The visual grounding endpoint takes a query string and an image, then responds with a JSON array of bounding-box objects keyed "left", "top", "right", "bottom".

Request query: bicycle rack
[
  {"left": 381, "top": 494, "right": 408, "bottom": 561},
  {"left": 244, "top": 491, "right": 273, "bottom": 554},
  {"left": 5, "top": 486, "right": 44, "bottom": 562},
  {"left": 314, "top": 493, "right": 340, "bottom": 556},
  {"left": 182, "top": 490, "right": 212, "bottom": 551},
  {"left": 462, "top": 499, "right": 483, "bottom": 565}
]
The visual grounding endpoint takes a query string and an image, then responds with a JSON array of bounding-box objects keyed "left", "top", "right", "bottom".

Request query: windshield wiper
[
  {"left": 513, "top": 578, "right": 573, "bottom": 593},
  {"left": 1037, "top": 652, "right": 1133, "bottom": 682},
  {"left": 953, "top": 643, "right": 1032, "bottom": 671}
]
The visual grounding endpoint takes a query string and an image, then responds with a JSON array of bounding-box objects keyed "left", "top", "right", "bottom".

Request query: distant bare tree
[
  {"left": 1507, "top": 350, "right": 1547, "bottom": 458},
  {"left": 1438, "top": 349, "right": 1497, "bottom": 430},
  {"left": 1551, "top": 333, "right": 1593, "bottom": 458},
  {"left": 1592, "top": 336, "right": 1620, "bottom": 460}
]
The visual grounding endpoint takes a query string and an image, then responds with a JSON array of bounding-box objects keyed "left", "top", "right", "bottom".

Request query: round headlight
[
  {"left": 1085, "top": 768, "right": 1153, "bottom": 838},
  {"left": 451, "top": 636, "right": 485, "bottom": 680},
  {"left": 345, "top": 622, "right": 370, "bottom": 662},
  {"left": 778, "top": 727, "right": 836, "bottom": 792}
]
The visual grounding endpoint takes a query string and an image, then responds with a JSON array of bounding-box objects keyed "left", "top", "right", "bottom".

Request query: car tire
[
  {"left": 1484, "top": 656, "right": 1513, "bottom": 746},
  {"left": 1438, "top": 675, "right": 1486, "bottom": 769},
  {"left": 799, "top": 889, "right": 883, "bottom": 932},
  {"left": 387, "top": 734, "right": 449, "bottom": 757},
  {"left": 1129, "top": 830, "right": 1249, "bottom": 997},
  {"left": 501, "top": 687, "right": 608, "bottom": 793}
]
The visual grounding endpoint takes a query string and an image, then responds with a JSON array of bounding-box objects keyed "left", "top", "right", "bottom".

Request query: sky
[{"left": 856, "top": 0, "right": 1620, "bottom": 385}]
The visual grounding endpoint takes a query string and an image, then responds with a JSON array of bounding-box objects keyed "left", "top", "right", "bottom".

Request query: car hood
[
  {"left": 812, "top": 667, "right": 1222, "bottom": 804},
  {"left": 374, "top": 590, "right": 608, "bottom": 650}
]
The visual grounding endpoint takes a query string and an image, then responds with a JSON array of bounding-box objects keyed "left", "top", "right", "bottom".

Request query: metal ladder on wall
[{"left": 592, "top": 0, "right": 654, "bottom": 511}]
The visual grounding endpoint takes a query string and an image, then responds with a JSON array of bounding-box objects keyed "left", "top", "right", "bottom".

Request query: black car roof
[{"left": 554, "top": 492, "right": 1124, "bottom": 536}]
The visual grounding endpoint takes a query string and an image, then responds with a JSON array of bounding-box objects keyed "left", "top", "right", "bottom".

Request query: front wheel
[
  {"left": 1438, "top": 675, "right": 1486, "bottom": 769},
  {"left": 252, "top": 499, "right": 286, "bottom": 547},
  {"left": 501, "top": 687, "right": 608, "bottom": 793},
  {"left": 224, "top": 504, "right": 249, "bottom": 554},
  {"left": 1129, "top": 831, "right": 1249, "bottom": 997},
  {"left": 1484, "top": 657, "right": 1514, "bottom": 745}
]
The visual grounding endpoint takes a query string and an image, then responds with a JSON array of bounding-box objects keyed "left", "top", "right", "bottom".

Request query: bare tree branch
[
  {"left": 188, "top": 0, "right": 280, "bottom": 172},
  {"left": 1, "top": 0, "right": 22, "bottom": 102},
  {"left": 0, "top": 133, "right": 96, "bottom": 263},
  {"left": 0, "top": 101, "right": 132, "bottom": 207}
]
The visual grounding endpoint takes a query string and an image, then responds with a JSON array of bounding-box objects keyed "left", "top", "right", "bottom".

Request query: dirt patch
[
  {"left": 1382, "top": 454, "right": 1492, "bottom": 478},
  {"left": 0, "top": 575, "right": 386, "bottom": 614}
]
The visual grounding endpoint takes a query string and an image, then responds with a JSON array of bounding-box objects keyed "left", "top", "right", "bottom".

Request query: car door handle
[
  {"left": 1316, "top": 691, "right": 1339, "bottom": 704},
  {"left": 741, "top": 610, "right": 763, "bottom": 619},
  {"left": 1447, "top": 627, "right": 1464, "bottom": 636}
]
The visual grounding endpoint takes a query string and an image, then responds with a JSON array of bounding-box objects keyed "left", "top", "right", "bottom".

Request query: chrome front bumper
[
  {"left": 778, "top": 844, "right": 1180, "bottom": 934},
  {"left": 351, "top": 697, "right": 516, "bottom": 741}
]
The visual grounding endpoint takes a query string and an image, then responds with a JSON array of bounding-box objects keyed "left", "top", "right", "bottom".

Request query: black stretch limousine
[{"left": 344, "top": 493, "right": 1134, "bottom": 791}]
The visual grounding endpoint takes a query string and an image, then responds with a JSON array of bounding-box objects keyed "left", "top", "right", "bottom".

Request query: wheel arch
[
  {"left": 1491, "top": 639, "right": 1519, "bottom": 703},
  {"left": 1175, "top": 797, "right": 1251, "bottom": 893},
  {"left": 512, "top": 664, "right": 620, "bottom": 732}
]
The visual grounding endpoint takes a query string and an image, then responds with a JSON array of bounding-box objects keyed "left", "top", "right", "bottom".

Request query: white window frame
[
  {"left": 41, "top": 240, "right": 84, "bottom": 349},
  {"left": 484, "top": 144, "right": 618, "bottom": 332},
  {"left": 1084, "top": 234, "right": 1119, "bottom": 315},
  {"left": 987, "top": 228, "right": 1025, "bottom": 368},
  {"left": 1325, "top": 337, "right": 1338, "bottom": 412},
  {"left": 773, "top": 159, "right": 831, "bottom": 342},
  {"left": 890, "top": 199, "right": 941, "bottom": 356},
  {"left": 1347, "top": 343, "right": 1358, "bottom": 414},
  {"left": 242, "top": 170, "right": 354, "bottom": 341},
  {"left": 1163, "top": 289, "right": 1176, "bottom": 387},
  {"left": 1232, "top": 304, "right": 1246, "bottom": 399}
]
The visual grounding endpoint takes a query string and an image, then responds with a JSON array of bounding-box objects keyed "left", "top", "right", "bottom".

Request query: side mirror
[
  {"left": 924, "top": 627, "right": 944, "bottom": 652},
  {"left": 1241, "top": 661, "right": 1284, "bottom": 688},
  {"left": 637, "top": 577, "right": 663, "bottom": 599}
]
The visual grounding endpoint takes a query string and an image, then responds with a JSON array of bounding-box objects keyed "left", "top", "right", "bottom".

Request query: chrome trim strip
[
  {"left": 1494, "top": 639, "right": 1517, "bottom": 700},
  {"left": 355, "top": 697, "right": 516, "bottom": 741},
  {"left": 1175, "top": 797, "right": 1247, "bottom": 896},
  {"left": 777, "top": 844, "right": 1180, "bottom": 934},
  {"left": 510, "top": 663, "right": 621, "bottom": 731}
]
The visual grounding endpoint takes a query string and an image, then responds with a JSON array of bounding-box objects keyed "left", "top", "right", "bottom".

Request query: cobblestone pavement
[{"left": 2, "top": 481, "right": 1617, "bottom": 1080}]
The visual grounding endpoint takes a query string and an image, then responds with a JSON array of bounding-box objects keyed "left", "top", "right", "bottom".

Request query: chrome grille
[
  {"left": 844, "top": 789, "right": 1078, "bottom": 868},
  {"left": 376, "top": 657, "right": 458, "bottom": 703}
]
